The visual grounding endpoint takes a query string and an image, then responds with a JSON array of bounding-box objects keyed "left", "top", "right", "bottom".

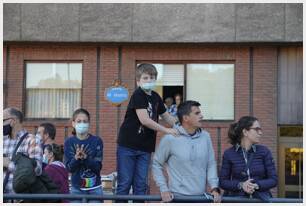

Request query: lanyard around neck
[{"left": 242, "top": 149, "right": 251, "bottom": 179}]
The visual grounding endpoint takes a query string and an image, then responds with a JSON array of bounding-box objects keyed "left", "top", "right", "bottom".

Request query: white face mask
[
  {"left": 141, "top": 81, "right": 156, "bottom": 91},
  {"left": 42, "top": 154, "right": 49, "bottom": 164},
  {"left": 75, "top": 123, "right": 89, "bottom": 134}
]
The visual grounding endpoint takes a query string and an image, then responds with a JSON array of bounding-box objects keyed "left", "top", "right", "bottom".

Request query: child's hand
[
  {"left": 79, "top": 144, "right": 87, "bottom": 159},
  {"left": 74, "top": 145, "right": 83, "bottom": 160},
  {"left": 165, "top": 128, "right": 179, "bottom": 136}
]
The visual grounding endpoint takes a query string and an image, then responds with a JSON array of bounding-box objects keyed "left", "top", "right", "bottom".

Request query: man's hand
[
  {"left": 211, "top": 190, "right": 221, "bottom": 203},
  {"left": 161, "top": 191, "right": 174, "bottom": 202}
]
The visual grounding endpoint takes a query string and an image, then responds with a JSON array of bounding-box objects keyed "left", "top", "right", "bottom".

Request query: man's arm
[
  {"left": 206, "top": 135, "right": 219, "bottom": 190},
  {"left": 152, "top": 136, "right": 172, "bottom": 194}
]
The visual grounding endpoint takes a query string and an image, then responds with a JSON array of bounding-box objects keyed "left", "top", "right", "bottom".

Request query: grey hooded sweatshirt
[{"left": 152, "top": 126, "right": 219, "bottom": 195}]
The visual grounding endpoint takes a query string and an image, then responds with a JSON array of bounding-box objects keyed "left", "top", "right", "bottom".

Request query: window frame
[
  {"left": 23, "top": 60, "right": 84, "bottom": 121},
  {"left": 137, "top": 60, "right": 236, "bottom": 122}
]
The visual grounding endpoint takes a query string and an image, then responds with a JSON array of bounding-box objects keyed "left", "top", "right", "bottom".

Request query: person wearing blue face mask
[
  {"left": 64, "top": 108, "right": 104, "bottom": 203},
  {"left": 37, "top": 123, "right": 56, "bottom": 170}
]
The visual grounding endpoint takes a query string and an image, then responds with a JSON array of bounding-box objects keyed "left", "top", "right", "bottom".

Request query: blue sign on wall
[{"left": 105, "top": 86, "right": 129, "bottom": 105}]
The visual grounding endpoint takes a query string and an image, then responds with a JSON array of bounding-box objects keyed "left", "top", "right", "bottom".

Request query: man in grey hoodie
[{"left": 152, "top": 100, "right": 221, "bottom": 203}]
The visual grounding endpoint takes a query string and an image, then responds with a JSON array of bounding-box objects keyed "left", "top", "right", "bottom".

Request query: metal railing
[{"left": 3, "top": 193, "right": 303, "bottom": 203}]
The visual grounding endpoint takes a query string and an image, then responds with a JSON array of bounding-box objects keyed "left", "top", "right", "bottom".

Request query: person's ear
[
  {"left": 72, "top": 121, "right": 76, "bottom": 128},
  {"left": 242, "top": 128, "right": 248, "bottom": 137},
  {"left": 182, "top": 115, "right": 189, "bottom": 123}
]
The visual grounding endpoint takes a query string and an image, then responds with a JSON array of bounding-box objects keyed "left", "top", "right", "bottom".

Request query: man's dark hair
[
  {"left": 40, "top": 123, "right": 56, "bottom": 140},
  {"left": 177, "top": 100, "right": 201, "bottom": 124},
  {"left": 7, "top": 108, "right": 24, "bottom": 123}
]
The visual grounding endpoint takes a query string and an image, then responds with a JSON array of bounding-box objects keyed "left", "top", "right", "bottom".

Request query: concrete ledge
[{"left": 3, "top": 3, "right": 303, "bottom": 43}]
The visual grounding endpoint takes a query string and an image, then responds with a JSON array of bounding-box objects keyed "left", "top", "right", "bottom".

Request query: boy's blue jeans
[{"left": 116, "top": 145, "right": 151, "bottom": 202}]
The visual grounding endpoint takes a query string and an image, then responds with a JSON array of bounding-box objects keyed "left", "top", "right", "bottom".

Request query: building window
[
  {"left": 186, "top": 64, "right": 234, "bottom": 120},
  {"left": 154, "top": 64, "right": 184, "bottom": 103},
  {"left": 25, "top": 62, "right": 82, "bottom": 118},
  {"left": 140, "top": 63, "right": 234, "bottom": 120}
]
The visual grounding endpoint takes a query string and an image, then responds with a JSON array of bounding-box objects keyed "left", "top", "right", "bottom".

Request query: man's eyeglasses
[{"left": 249, "top": 127, "right": 262, "bottom": 133}]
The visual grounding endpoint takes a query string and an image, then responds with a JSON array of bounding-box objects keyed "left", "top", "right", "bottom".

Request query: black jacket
[{"left": 12, "top": 153, "right": 59, "bottom": 202}]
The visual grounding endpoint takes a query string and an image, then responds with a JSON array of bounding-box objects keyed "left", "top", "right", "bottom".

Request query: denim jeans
[
  {"left": 116, "top": 145, "right": 151, "bottom": 202},
  {"left": 70, "top": 186, "right": 103, "bottom": 203}
]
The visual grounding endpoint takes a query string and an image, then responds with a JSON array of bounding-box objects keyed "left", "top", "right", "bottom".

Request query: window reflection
[{"left": 26, "top": 63, "right": 82, "bottom": 118}]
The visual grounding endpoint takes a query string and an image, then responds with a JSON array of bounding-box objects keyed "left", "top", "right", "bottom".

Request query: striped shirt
[{"left": 3, "top": 129, "right": 43, "bottom": 193}]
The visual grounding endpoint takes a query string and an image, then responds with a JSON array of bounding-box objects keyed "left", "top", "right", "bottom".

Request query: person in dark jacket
[
  {"left": 12, "top": 153, "right": 59, "bottom": 202},
  {"left": 219, "top": 116, "right": 277, "bottom": 202},
  {"left": 43, "top": 143, "right": 69, "bottom": 202}
]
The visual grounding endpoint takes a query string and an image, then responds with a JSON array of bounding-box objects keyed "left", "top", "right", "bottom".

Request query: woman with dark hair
[
  {"left": 219, "top": 116, "right": 277, "bottom": 202},
  {"left": 43, "top": 143, "right": 69, "bottom": 202},
  {"left": 64, "top": 108, "right": 104, "bottom": 203},
  {"left": 172, "top": 93, "right": 182, "bottom": 116}
]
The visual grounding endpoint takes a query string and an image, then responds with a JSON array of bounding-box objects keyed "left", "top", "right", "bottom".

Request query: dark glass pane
[
  {"left": 280, "top": 126, "right": 303, "bottom": 137},
  {"left": 285, "top": 191, "right": 301, "bottom": 198}
]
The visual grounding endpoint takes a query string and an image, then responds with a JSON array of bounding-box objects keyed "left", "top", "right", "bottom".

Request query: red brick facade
[{"left": 3, "top": 44, "right": 278, "bottom": 195}]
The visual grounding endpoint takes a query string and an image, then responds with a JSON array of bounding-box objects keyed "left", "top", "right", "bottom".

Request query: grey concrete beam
[
  {"left": 80, "top": 4, "right": 133, "bottom": 42},
  {"left": 236, "top": 4, "right": 285, "bottom": 42},
  {"left": 21, "top": 4, "right": 79, "bottom": 41},
  {"left": 285, "top": 4, "right": 303, "bottom": 42},
  {"left": 3, "top": 3, "right": 303, "bottom": 43},
  {"left": 133, "top": 4, "right": 235, "bottom": 42},
  {"left": 4, "top": 4, "right": 21, "bottom": 41}
]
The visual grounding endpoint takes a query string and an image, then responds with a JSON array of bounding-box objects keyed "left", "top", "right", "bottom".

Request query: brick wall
[
  {"left": 4, "top": 44, "right": 278, "bottom": 196},
  {"left": 253, "top": 47, "right": 278, "bottom": 196}
]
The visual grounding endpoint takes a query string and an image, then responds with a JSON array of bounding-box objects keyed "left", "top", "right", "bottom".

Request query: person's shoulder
[
  {"left": 170, "top": 104, "right": 176, "bottom": 109},
  {"left": 132, "top": 87, "right": 144, "bottom": 96},
  {"left": 160, "top": 134, "right": 176, "bottom": 144},
  {"left": 152, "top": 90, "right": 162, "bottom": 99},
  {"left": 25, "top": 133, "right": 41, "bottom": 144},
  {"left": 26, "top": 133, "right": 36, "bottom": 139},
  {"left": 64, "top": 136, "right": 77, "bottom": 144},
  {"left": 200, "top": 129, "right": 210, "bottom": 137},
  {"left": 89, "top": 134, "right": 103, "bottom": 142},
  {"left": 199, "top": 129, "right": 212, "bottom": 141},
  {"left": 44, "top": 164, "right": 53, "bottom": 171},
  {"left": 255, "top": 144, "right": 271, "bottom": 153},
  {"left": 223, "top": 146, "right": 236, "bottom": 155}
]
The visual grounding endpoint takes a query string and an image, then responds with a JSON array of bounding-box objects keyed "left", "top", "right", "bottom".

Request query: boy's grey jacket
[{"left": 152, "top": 125, "right": 219, "bottom": 195}]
